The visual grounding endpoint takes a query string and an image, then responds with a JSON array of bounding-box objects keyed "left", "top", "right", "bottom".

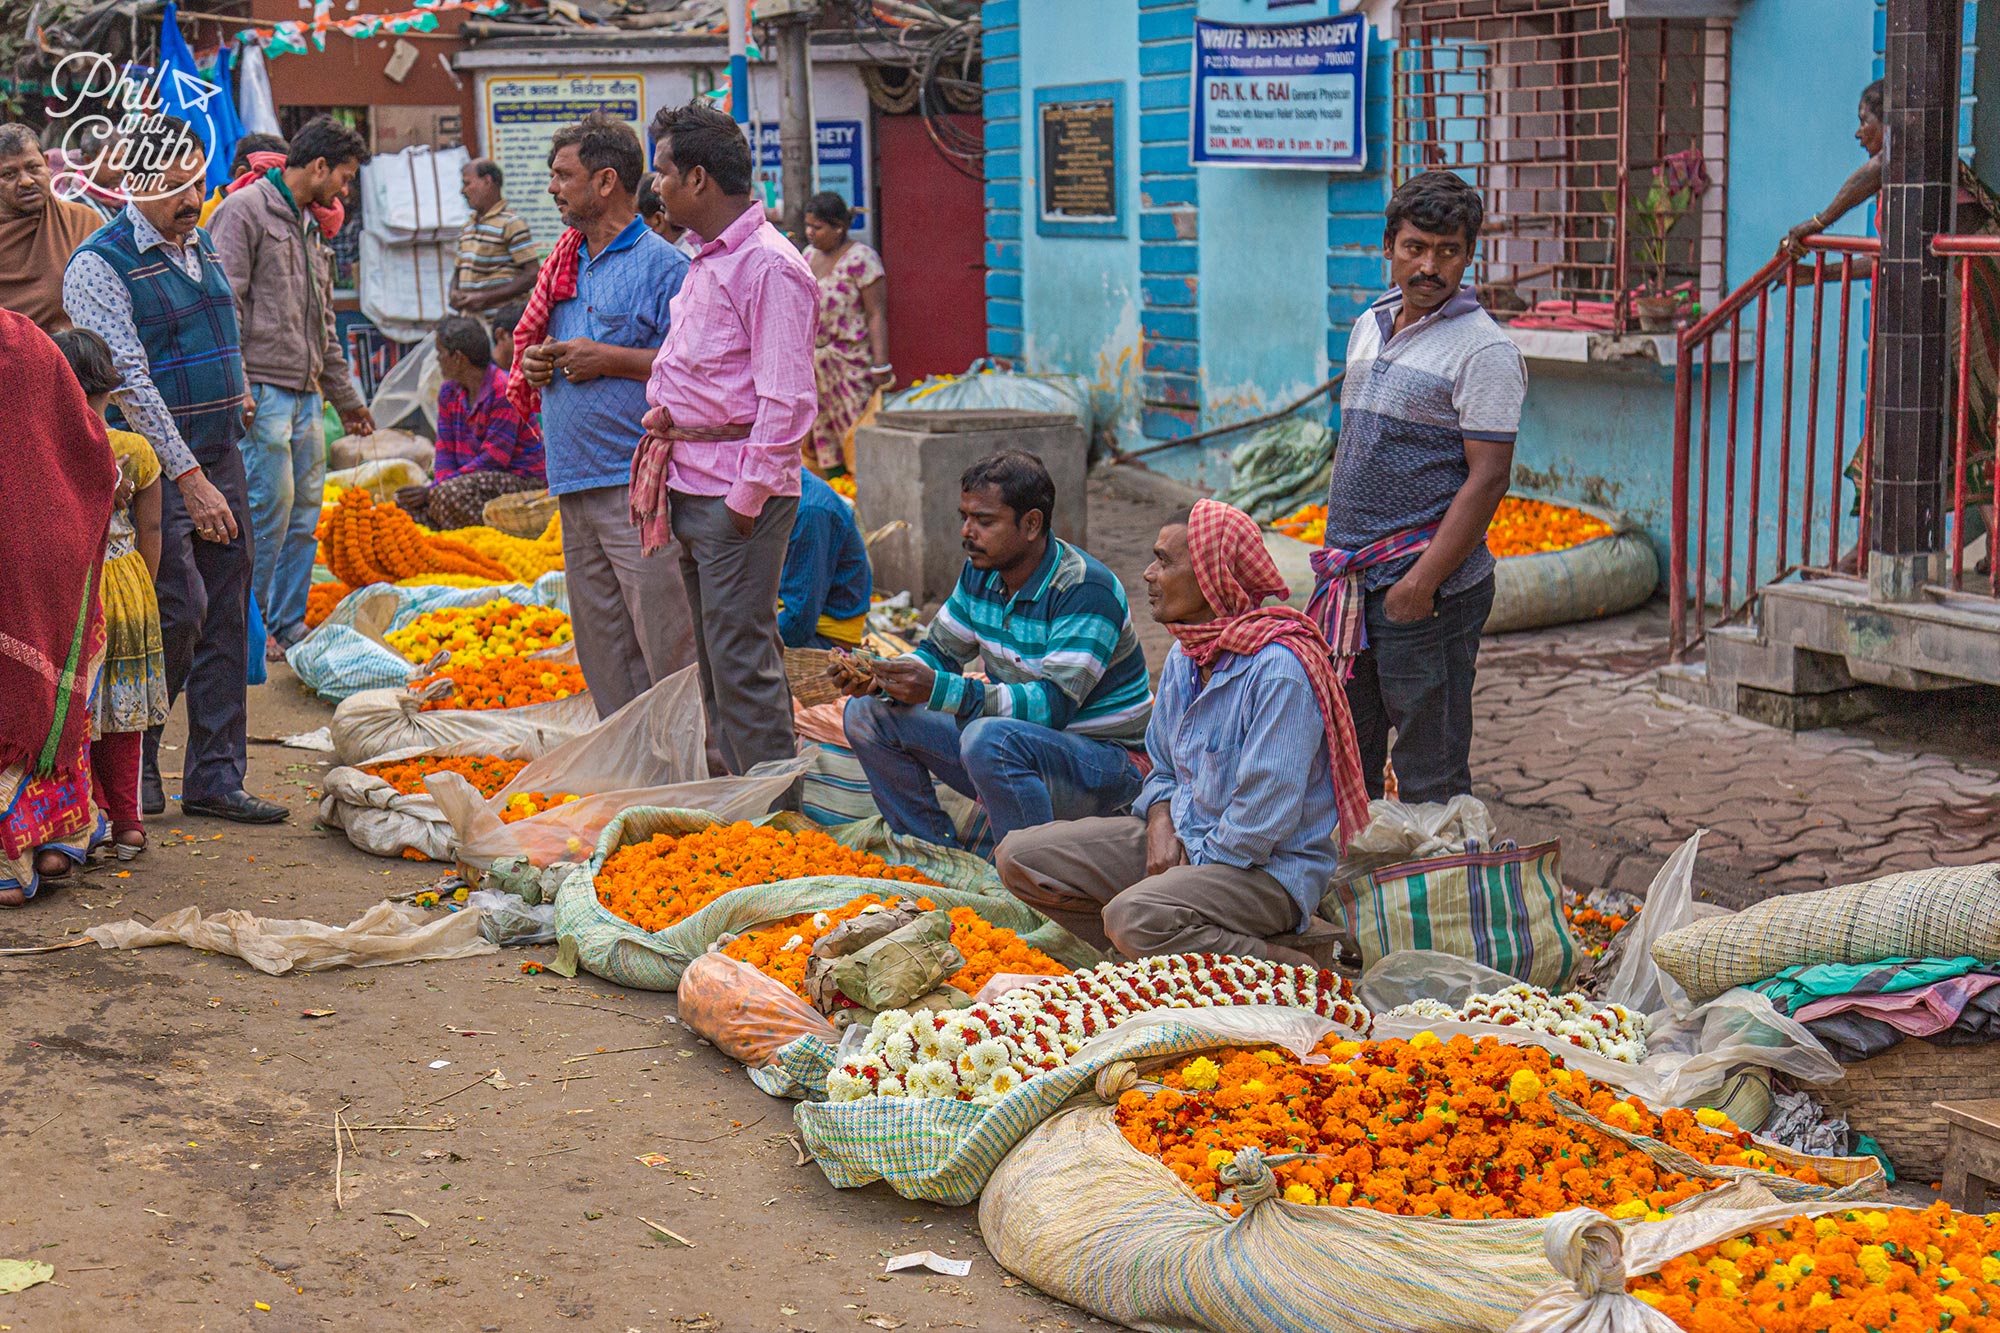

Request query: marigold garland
[
  {"left": 1627, "top": 1201, "right": 2000, "bottom": 1333},
  {"left": 305, "top": 580, "right": 353, "bottom": 629},
  {"left": 593, "top": 823, "right": 937, "bottom": 934},
  {"left": 829, "top": 955, "right": 1370, "bottom": 1105},
  {"left": 410, "top": 658, "right": 586, "bottom": 711},
  {"left": 314, "top": 488, "right": 514, "bottom": 586},
  {"left": 1115, "top": 1035, "right": 1821, "bottom": 1220},
  {"left": 361, "top": 753, "right": 527, "bottom": 797},
  {"left": 721, "top": 895, "right": 1067, "bottom": 999},
  {"left": 1270, "top": 497, "right": 1615, "bottom": 558},
  {"left": 385, "top": 599, "right": 574, "bottom": 668},
  {"left": 420, "top": 516, "right": 564, "bottom": 581}
]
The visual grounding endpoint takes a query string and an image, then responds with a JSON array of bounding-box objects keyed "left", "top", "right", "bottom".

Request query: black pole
[{"left": 1870, "top": 0, "right": 1962, "bottom": 596}]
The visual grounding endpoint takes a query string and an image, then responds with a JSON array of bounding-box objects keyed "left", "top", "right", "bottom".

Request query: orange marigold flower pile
[
  {"left": 385, "top": 599, "right": 574, "bottom": 668},
  {"left": 1115, "top": 1034, "right": 1819, "bottom": 1220},
  {"left": 1628, "top": 1202, "right": 2000, "bottom": 1333},
  {"left": 500, "top": 791, "right": 581, "bottom": 823},
  {"left": 1564, "top": 893, "right": 1637, "bottom": 962},
  {"left": 723, "top": 893, "right": 934, "bottom": 992},
  {"left": 722, "top": 895, "right": 1067, "bottom": 998},
  {"left": 594, "top": 823, "right": 938, "bottom": 934},
  {"left": 361, "top": 754, "right": 527, "bottom": 797},
  {"left": 305, "top": 581, "right": 352, "bottom": 629},
  {"left": 315, "top": 488, "right": 513, "bottom": 587},
  {"left": 1485, "top": 496, "right": 1614, "bottom": 557},
  {"left": 1270, "top": 498, "right": 1613, "bottom": 559},
  {"left": 410, "top": 658, "right": 587, "bottom": 711}
]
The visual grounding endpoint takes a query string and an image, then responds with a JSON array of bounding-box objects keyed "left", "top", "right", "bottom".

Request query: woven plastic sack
[
  {"left": 550, "top": 807, "right": 1098, "bottom": 994},
  {"left": 1507, "top": 1191, "right": 1897, "bottom": 1332},
  {"left": 1485, "top": 497, "right": 1659, "bottom": 635},
  {"left": 318, "top": 747, "right": 458, "bottom": 860},
  {"left": 329, "top": 426, "right": 435, "bottom": 474},
  {"left": 424, "top": 668, "right": 808, "bottom": 871},
  {"left": 288, "top": 572, "right": 569, "bottom": 702},
  {"left": 679, "top": 951, "right": 838, "bottom": 1066},
  {"left": 977, "top": 1078, "right": 1882, "bottom": 1333},
  {"left": 1650, "top": 863, "right": 2000, "bottom": 1006},
  {"left": 1329, "top": 839, "right": 1578, "bottom": 989},
  {"left": 330, "top": 681, "right": 598, "bottom": 769},
  {"left": 326, "top": 456, "right": 428, "bottom": 501}
]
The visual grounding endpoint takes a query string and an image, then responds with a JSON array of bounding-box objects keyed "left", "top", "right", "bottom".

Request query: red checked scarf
[
  {"left": 1169, "top": 498, "right": 1371, "bottom": 850},
  {"left": 0, "top": 311, "right": 116, "bottom": 775},
  {"left": 628, "top": 414, "right": 752, "bottom": 557},
  {"left": 503, "top": 227, "right": 587, "bottom": 417}
]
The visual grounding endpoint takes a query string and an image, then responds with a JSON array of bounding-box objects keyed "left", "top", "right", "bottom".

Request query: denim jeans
[
  {"left": 239, "top": 384, "right": 325, "bottom": 639},
  {"left": 1343, "top": 572, "right": 1495, "bottom": 805},
  {"left": 843, "top": 696, "right": 1143, "bottom": 852}
]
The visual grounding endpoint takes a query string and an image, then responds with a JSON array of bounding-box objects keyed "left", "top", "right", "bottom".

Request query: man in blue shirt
[
  {"left": 778, "top": 471, "right": 870, "bottom": 649},
  {"left": 998, "top": 501, "right": 1364, "bottom": 965},
  {"left": 516, "top": 115, "right": 701, "bottom": 720}
]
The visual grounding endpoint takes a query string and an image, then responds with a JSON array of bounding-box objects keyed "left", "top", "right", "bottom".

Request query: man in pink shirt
[{"left": 635, "top": 101, "right": 818, "bottom": 776}]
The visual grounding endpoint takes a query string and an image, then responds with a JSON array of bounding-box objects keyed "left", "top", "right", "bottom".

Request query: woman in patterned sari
[
  {"left": 802, "top": 192, "right": 891, "bottom": 476},
  {"left": 0, "top": 310, "right": 118, "bottom": 904}
]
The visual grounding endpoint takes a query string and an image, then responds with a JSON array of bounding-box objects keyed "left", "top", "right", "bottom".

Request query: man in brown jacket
[{"left": 208, "top": 115, "right": 374, "bottom": 656}]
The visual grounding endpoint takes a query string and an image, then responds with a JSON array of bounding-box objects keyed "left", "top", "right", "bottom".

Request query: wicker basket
[
  {"left": 785, "top": 648, "right": 847, "bottom": 708},
  {"left": 482, "top": 488, "right": 558, "bottom": 539},
  {"left": 1814, "top": 1038, "right": 2000, "bottom": 1181}
]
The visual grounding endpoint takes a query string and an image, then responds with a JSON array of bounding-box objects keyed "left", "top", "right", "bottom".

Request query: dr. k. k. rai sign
[{"left": 1190, "top": 14, "right": 1367, "bottom": 172}]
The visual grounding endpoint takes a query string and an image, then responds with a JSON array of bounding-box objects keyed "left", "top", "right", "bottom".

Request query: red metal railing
[
  {"left": 1932, "top": 233, "right": 2000, "bottom": 600},
  {"left": 1669, "top": 233, "right": 2000, "bottom": 659},
  {"left": 1669, "top": 235, "right": 1878, "bottom": 657}
]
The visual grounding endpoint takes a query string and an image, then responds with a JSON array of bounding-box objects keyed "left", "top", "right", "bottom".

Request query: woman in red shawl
[
  {"left": 0, "top": 309, "right": 118, "bottom": 904},
  {"left": 996, "top": 498, "right": 1370, "bottom": 964}
]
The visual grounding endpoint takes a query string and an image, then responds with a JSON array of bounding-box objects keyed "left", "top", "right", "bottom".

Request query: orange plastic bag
[{"left": 678, "top": 951, "right": 837, "bottom": 1067}]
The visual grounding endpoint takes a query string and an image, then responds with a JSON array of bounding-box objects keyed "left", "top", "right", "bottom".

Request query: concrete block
[
  {"left": 855, "top": 410, "right": 1088, "bottom": 607},
  {"left": 1734, "top": 684, "right": 1885, "bottom": 731}
]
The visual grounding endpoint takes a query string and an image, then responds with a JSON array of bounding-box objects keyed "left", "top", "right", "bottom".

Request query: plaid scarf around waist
[
  {"left": 628, "top": 419, "right": 755, "bottom": 556},
  {"left": 1305, "top": 524, "right": 1438, "bottom": 679}
]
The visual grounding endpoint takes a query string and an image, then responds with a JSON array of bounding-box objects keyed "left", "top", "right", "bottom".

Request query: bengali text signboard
[
  {"left": 1036, "top": 83, "right": 1123, "bottom": 236},
  {"left": 485, "top": 73, "right": 645, "bottom": 254}
]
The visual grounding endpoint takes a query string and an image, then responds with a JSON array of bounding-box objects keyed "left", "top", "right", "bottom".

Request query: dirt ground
[{"left": 0, "top": 668, "right": 1109, "bottom": 1333}]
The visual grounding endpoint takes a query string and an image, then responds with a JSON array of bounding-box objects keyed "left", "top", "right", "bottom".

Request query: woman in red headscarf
[
  {"left": 996, "top": 498, "right": 1369, "bottom": 964},
  {"left": 0, "top": 309, "right": 119, "bottom": 904}
]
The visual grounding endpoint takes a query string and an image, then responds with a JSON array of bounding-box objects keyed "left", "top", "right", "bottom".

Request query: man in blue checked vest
[
  {"left": 1310, "top": 169, "right": 1526, "bottom": 806},
  {"left": 64, "top": 115, "right": 287, "bottom": 825},
  {"left": 835, "top": 451, "right": 1154, "bottom": 855}
]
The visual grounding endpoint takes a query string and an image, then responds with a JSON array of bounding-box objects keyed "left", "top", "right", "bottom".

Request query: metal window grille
[{"left": 1392, "top": 0, "right": 1730, "bottom": 330}]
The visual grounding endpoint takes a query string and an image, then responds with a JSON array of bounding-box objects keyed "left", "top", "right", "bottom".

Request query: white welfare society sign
[{"left": 1190, "top": 14, "right": 1367, "bottom": 172}]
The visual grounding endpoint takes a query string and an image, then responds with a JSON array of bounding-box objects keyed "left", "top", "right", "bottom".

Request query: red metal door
[{"left": 874, "top": 113, "right": 987, "bottom": 385}]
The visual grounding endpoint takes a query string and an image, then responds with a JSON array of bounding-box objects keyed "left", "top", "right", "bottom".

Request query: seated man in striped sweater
[{"left": 837, "top": 451, "right": 1153, "bottom": 854}]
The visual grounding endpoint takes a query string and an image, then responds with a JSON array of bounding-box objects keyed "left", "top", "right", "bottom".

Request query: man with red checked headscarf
[{"left": 997, "top": 499, "right": 1369, "bottom": 965}]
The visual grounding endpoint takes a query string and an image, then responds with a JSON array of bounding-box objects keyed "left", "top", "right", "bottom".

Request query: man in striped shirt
[
  {"left": 449, "top": 159, "right": 539, "bottom": 314},
  {"left": 840, "top": 451, "right": 1153, "bottom": 852}
]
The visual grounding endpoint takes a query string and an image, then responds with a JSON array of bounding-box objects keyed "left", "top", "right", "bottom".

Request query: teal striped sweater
[{"left": 913, "top": 539, "right": 1153, "bottom": 745}]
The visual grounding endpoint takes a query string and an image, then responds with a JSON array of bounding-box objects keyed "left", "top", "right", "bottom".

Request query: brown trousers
[{"left": 995, "top": 816, "right": 1314, "bottom": 966}]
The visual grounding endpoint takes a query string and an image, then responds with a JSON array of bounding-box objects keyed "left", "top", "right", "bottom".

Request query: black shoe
[
  {"left": 141, "top": 765, "right": 166, "bottom": 817},
  {"left": 181, "top": 791, "right": 289, "bottom": 824}
]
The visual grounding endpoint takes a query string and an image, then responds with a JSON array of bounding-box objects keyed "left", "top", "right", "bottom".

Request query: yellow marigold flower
[
  {"left": 1607, "top": 1199, "right": 1648, "bottom": 1219},
  {"left": 1694, "top": 1107, "right": 1732, "bottom": 1130},
  {"left": 1981, "top": 1255, "right": 2000, "bottom": 1283},
  {"left": 1706, "top": 1257, "right": 1742, "bottom": 1283},
  {"left": 1282, "top": 1183, "right": 1317, "bottom": 1206},
  {"left": 1181, "top": 1057, "right": 1221, "bottom": 1091},
  {"left": 1206, "top": 1149, "right": 1233, "bottom": 1171},
  {"left": 1856, "top": 1244, "right": 1893, "bottom": 1285},
  {"left": 1407, "top": 1030, "right": 1441, "bottom": 1050},
  {"left": 1507, "top": 1068, "right": 1544, "bottom": 1103},
  {"left": 1632, "top": 1290, "right": 1662, "bottom": 1308},
  {"left": 1808, "top": 1292, "right": 1833, "bottom": 1308},
  {"left": 1718, "top": 1239, "right": 1750, "bottom": 1261}
]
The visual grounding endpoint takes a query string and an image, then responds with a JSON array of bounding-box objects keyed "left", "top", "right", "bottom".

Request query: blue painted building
[{"left": 985, "top": 0, "right": 1994, "bottom": 582}]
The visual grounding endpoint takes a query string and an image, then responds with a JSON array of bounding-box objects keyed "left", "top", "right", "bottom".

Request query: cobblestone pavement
[{"left": 1090, "top": 472, "right": 2000, "bottom": 910}]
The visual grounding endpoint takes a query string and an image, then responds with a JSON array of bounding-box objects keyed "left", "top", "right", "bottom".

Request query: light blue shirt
[
  {"left": 1135, "top": 642, "right": 1339, "bottom": 930},
  {"left": 540, "top": 217, "right": 688, "bottom": 496}
]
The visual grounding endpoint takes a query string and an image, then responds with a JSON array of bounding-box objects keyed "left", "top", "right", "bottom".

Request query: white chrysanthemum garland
[
  {"left": 1388, "top": 983, "right": 1648, "bottom": 1064},
  {"left": 825, "top": 954, "right": 1372, "bottom": 1105}
]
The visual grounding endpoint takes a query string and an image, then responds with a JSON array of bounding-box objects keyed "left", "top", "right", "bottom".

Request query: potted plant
[{"left": 1629, "top": 149, "right": 1710, "bottom": 332}]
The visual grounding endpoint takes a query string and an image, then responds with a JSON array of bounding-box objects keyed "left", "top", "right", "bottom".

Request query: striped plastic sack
[
  {"left": 287, "top": 571, "right": 569, "bottom": 701},
  {"left": 793, "top": 1007, "right": 1351, "bottom": 1206},
  {"left": 1650, "top": 863, "right": 2000, "bottom": 1006},
  {"left": 977, "top": 1084, "right": 1882, "bottom": 1333},
  {"left": 1331, "top": 840, "right": 1578, "bottom": 990},
  {"left": 549, "top": 807, "right": 1098, "bottom": 993}
]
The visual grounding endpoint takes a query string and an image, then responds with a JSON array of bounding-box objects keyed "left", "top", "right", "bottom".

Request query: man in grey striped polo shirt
[{"left": 1317, "top": 169, "right": 1525, "bottom": 804}]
